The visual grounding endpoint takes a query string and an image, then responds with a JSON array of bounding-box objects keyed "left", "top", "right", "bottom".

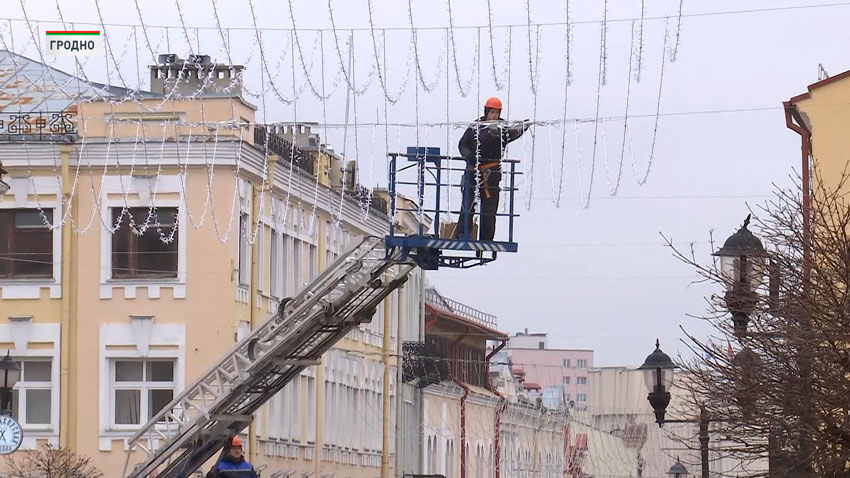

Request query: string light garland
[{"left": 0, "top": 0, "right": 696, "bottom": 244}]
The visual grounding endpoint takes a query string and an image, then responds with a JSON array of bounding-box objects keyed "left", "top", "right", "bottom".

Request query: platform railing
[{"left": 387, "top": 148, "right": 520, "bottom": 246}]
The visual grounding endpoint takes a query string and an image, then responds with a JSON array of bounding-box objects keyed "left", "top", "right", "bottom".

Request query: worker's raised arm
[{"left": 503, "top": 119, "right": 531, "bottom": 144}]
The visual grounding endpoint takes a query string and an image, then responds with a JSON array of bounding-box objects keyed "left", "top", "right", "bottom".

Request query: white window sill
[
  {"left": 100, "top": 280, "right": 186, "bottom": 299},
  {"left": 0, "top": 278, "right": 57, "bottom": 285},
  {"left": 106, "top": 278, "right": 182, "bottom": 285},
  {"left": 104, "top": 426, "right": 142, "bottom": 434},
  {"left": 21, "top": 425, "right": 54, "bottom": 433},
  {"left": 0, "top": 280, "right": 61, "bottom": 299},
  {"left": 101, "top": 424, "right": 177, "bottom": 450}
]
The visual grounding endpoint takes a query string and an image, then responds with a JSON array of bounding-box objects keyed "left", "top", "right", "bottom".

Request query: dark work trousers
[{"left": 457, "top": 168, "right": 502, "bottom": 241}]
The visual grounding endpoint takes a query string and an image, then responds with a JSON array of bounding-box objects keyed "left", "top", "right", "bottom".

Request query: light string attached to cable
[{"left": 0, "top": 0, "right": 691, "bottom": 249}]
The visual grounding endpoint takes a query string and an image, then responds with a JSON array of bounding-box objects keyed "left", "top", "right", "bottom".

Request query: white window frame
[
  {"left": 576, "top": 376, "right": 587, "bottom": 385},
  {"left": 576, "top": 393, "right": 587, "bottom": 403},
  {"left": 99, "top": 175, "right": 188, "bottom": 299},
  {"left": 309, "top": 242, "right": 317, "bottom": 281},
  {"left": 12, "top": 358, "right": 54, "bottom": 429},
  {"left": 270, "top": 227, "right": 282, "bottom": 299},
  {"left": 0, "top": 175, "right": 62, "bottom": 300},
  {"left": 99, "top": 323, "right": 186, "bottom": 451},
  {"left": 293, "top": 238, "right": 303, "bottom": 292},
  {"left": 238, "top": 212, "right": 251, "bottom": 287},
  {"left": 0, "top": 323, "right": 61, "bottom": 449},
  {"left": 256, "top": 222, "right": 265, "bottom": 293},
  {"left": 109, "top": 358, "right": 177, "bottom": 429}
]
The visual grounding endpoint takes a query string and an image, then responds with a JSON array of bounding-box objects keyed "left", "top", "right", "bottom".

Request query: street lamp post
[
  {"left": 639, "top": 340, "right": 710, "bottom": 478},
  {"left": 638, "top": 340, "right": 675, "bottom": 425},
  {"left": 712, "top": 214, "right": 766, "bottom": 337},
  {"left": 667, "top": 458, "right": 690, "bottom": 478},
  {"left": 0, "top": 353, "right": 20, "bottom": 416}
]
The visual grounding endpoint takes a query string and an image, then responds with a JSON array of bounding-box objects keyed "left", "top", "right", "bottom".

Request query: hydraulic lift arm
[{"left": 122, "top": 236, "right": 415, "bottom": 478}]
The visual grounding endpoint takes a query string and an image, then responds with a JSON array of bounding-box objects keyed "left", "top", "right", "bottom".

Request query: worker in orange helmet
[
  {"left": 206, "top": 436, "right": 258, "bottom": 478},
  {"left": 455, "top": 96, "right": 530, "bottom": 241}
]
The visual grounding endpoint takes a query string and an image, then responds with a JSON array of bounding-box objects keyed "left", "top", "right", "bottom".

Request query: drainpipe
[
  {"left": 382, "top": 295, "right": 393, "bottom": 478},
  {"left": 248, "top": 181, "right": 261, "bottom": 465},
  {"left": 395, "top": 283, "right": 405, "bottom": 478},
  {"left": 449, "top": 332, "right": 471, "bottom": 478},
  {"left": 783, "top": 101, "right": 812, "bottom": 272},
  {"left": 418, "top": 276, "right": 426, "bottom": 474},
  {"left": 59, "top": 144, "right": 78, "bottom": 448},
  {"left": 783, "top": 101, "right": 815, "bottom": 478},
  {"left": 484, "top": 340, "right": 507, "bottom": 478}
]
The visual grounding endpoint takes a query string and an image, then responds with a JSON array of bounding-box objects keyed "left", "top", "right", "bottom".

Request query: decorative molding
[
  {"left": 8, "top": 316, "right": 33, "bottom": 353},
  {"left": 129, "top": 316, "right": 154, "bottom": 356}
]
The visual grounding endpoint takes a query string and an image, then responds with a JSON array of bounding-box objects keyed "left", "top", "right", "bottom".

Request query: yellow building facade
[
  {"left": 0, "top": 50, "right": 422, "bottom": 478},
  {"left": 785, "top": 69, "right": 850, "bottom": 193}
]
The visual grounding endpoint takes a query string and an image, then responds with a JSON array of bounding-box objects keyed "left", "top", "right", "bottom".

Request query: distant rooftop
[
  {"left": 425, "top": 287, "right": 498, "bottom": 331},
  {"left": 0, "top": 50, "right": 158, "bottom": 114},
  {"left": 512, "top": 329, "right": 547, "bottom": 337}
]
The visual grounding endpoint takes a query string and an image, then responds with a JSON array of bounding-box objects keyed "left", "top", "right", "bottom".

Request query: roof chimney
[{"left": 149, "top": 53, "right": 245, "bottom": 98}]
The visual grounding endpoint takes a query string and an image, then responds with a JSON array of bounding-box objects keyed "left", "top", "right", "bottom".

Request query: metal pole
[
  {"left": 508, "top": 161, "right": 516, "bottom": 243},
  {"left": 0, "top": 387, "right": 12, "bottom": 416},
  {"left": 434, "top": 158, "right": 442, "bottom": 237},
  {"left": 389, "top": 155, "right": 397, "bottom": 237},
  {"left": 417, "top": 154, "right": 425, "bottom": 236},
  {"left": 699, "top": 407, "right": 709, "bottom": 478}
]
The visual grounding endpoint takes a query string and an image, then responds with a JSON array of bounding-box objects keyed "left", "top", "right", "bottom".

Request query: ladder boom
[{"left": 122, "top": 236, "right": 415, "bottom": 478}]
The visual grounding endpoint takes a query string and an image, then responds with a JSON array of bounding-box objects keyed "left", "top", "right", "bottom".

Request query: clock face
[{"left": 0, "top": 416, "right": 22, "bottom": 454}]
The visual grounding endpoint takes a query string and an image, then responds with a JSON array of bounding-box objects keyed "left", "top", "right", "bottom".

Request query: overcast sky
[{"left": 3, "top": 0, "right": 848, "bottom": 367}]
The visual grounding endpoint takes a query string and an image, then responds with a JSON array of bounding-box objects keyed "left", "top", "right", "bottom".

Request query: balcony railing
[
  {"left": 425, "top": 288, "right": 498, "bottom": 329},
  {"left": 351, "top": 184, "right": 389, "bottom": 215},
  {"left": 254, "top": 124, "right": 315, "bottom": 176},
  {"left": 0, "top": 111, "right": 77, "bottom": 140},
  {"left": 402, "top": 341, "right": 449, "bottom": 388}
]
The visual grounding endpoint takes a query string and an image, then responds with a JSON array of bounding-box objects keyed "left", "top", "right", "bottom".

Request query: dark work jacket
[
  {"left": 458, "top": 116, "right": 527, "bottom": 168},
  {"left": 206, "top": 455, "right": 257, "bottom": 478}
]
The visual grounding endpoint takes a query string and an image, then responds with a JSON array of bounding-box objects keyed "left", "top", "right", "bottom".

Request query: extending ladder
[{"left": 122, "top": 236, "right": 415, "bottom": 478}]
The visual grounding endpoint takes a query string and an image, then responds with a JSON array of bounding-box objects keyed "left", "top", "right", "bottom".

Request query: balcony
[
  {"left": 425, "top": 287, "right": 498, "bottom": 329},
  {"left": 0, "top": 111, "right": 77, "bottom": 141},
  {"left": 253, "top": 124, "right": 315, "bottom": 176}
]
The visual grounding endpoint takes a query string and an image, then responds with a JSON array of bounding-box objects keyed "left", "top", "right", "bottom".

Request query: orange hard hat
[
  {"left": 483, "top": 97, "right": 502, "bottom": 110},
  {"left": 231, "top": 436, "right": 243, "bottom": 447}
]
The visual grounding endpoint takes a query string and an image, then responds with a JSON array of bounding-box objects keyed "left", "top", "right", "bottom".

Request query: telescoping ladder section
[{"left": 122, "top": 236, "right": 415, "bottom": 478}]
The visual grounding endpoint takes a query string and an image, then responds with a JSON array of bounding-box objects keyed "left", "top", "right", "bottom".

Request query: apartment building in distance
[{"left": 504, "top": 331, "right": 593, "bottom": 409}]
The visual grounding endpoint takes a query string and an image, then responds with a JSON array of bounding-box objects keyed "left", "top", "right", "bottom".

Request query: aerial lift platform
[{"left": 122, "top": 147, "right": 520, "bottom": 478}]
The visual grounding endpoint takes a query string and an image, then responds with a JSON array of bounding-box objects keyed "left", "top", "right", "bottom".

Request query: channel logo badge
[{"left": 46, "top": 30, "right": 102, "bottom": 56}]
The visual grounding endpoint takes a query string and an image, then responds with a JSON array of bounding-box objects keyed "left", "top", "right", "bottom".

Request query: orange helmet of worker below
[
  {"left": 231, "top": 436, "right": 243, "bottom": 447},
  {"left": 484, "top": 97, "right": 502, "bottom": 110}
]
